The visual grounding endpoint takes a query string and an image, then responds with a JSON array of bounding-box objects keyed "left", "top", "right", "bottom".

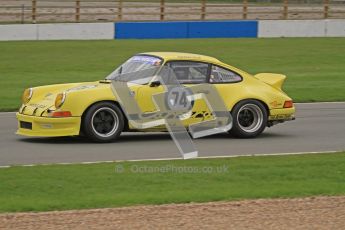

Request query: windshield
[{"left": 106, "top": 55, "right": 163, "bottom": 85}]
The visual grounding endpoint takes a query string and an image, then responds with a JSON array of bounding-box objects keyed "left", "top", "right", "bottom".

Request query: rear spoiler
[{"left": 254, "top": 73, "right": 287, "bottom": 91}]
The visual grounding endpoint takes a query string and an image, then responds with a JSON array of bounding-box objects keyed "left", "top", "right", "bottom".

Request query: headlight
[
  {"left": 22, "top": 88, "right": 33, "bottom": 104},
  {"left": 55, "top": 92, "right": 66, "bottom": 109}
]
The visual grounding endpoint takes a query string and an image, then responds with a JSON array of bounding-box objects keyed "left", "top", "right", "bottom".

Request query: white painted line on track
[
  {"left": 295, "top": 102, "right": 345, "bottom": 105},
  {"left": 81, "top": 161, "right": 114, "bottom": 164},
  {"left": 0, "top": 165, "right": 11, "bottom": 168},
  {"left": 114, "top": 150, "right": 340, "bottom": 162},
  {"left": 0, "top": 150, "right": 340, "bottom": 169},
  {"left": 0, "top": 112, "right": 16, "bottom": 114}
]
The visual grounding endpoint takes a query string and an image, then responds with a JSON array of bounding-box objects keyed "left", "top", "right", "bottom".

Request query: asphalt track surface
[{"left": 0, "top": 103, "right": 344, "bottom": 166}]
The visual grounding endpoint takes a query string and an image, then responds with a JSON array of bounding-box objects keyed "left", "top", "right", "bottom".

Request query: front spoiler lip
[{"left": 16, "top": 113, "right": 81, "bottom": 137}]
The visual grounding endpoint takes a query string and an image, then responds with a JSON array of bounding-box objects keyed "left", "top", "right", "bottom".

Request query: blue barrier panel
[
  {"left": 114, "top": 21, "right": 258, "bottom": 39},
  {"left": 115, "top": 22, "right": 188, "bottom": 39},
  {"left": 188, "top": 21, "right": 258, "bottom": 38}
]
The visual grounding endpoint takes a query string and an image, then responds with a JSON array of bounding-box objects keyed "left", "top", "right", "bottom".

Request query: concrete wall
[
  {"left": 326, "top": 20, "right": 345, "bottom": 37},
  {"left": 0, "top": 24, "right": 37, "bottom": 41},
  {"left": 259, "top": 19, "right": 345, "bottom": 38},
  {"left": 258, "top": 20, "right": 325, "bottom": 37},
  {"left": 0, "top": 20, "right": 345, "bottom": 41},
  {"left": 0, "top": 23, "right": 114, "bottom": 41},
  {"left": 38, "top": 23, "right": 114, "bottom": 40}
]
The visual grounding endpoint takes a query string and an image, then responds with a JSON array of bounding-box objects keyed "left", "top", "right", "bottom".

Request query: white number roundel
[{"left": 166, "top": 87, "right": 193, "bottom": 111}]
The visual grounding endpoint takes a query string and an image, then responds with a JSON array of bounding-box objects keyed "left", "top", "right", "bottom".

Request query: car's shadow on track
[
  {"left": 17, "top": 133, "right": 173, "bottom": 144},
  {"left": 17, "top": 131, "right": 292, "bottom": 144}
]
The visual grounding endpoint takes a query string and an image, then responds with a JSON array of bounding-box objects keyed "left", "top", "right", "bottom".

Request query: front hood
[
  {"left": 20, "top": 81, "right": 143, "bottom": 116},
  {"left": 20, "top": 82, "right": 104, "bottom": 116}
]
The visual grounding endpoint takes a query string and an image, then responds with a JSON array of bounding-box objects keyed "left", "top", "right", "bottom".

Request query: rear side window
[
  {"left": 167, "top": 61, "right": 209, "bottom": 84},
  {"left": 210, "top": 65, "right": 242, "bottom": 83}
]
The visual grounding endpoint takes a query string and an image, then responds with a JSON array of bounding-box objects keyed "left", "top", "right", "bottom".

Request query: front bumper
[{"left": 16, "top": 113, "right": 81, "bottom": 137}]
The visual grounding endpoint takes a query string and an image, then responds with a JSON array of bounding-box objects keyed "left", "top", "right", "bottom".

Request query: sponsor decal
[
  {"left": 66, "top": 85, "right": 98, "bottom": 92},
  {"left": 130, "top": 56, "right": 162, "bottom": 65},
  {"left": 28, "top": 103, "right": 46, "bottom": 109}
]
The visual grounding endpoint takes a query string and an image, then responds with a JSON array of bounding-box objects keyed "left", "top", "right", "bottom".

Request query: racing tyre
[
  {"left": 82, "top": 102, "right": 124, "bottom": 142},
  {"left": 230, "top": 100, "right": 268, "bottom": 138}
]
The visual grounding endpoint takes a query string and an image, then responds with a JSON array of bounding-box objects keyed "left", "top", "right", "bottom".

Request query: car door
[{"left": 136, "top": 60, "right": 210, "bottom": 126}]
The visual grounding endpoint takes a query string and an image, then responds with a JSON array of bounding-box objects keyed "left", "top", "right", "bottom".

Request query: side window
[
  {"left": 210, "top": 65, "right": 242, "bottom": 83},
  {"left": 167, "top": 61, "right": 209, "bottom": 84}
]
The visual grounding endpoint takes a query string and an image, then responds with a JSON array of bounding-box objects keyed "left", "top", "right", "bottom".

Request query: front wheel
[
  {"left": 82, "top": 102, "right": 124, "bottom": 142},
  {"left": 230, "top": 100, "right": 268, "bottom": 138}
]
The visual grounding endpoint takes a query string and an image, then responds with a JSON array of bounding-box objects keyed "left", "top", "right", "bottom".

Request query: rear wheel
[
  {"left": 230, "top": 100, "right": 268, "bottom": 138},
  {"left": 82, "top": 102, "right": 124, "bottom": 142}
]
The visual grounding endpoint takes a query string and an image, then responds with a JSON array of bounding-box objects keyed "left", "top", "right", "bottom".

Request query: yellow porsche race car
[{"left": 17, "top": 52, "right": 295, "bottom": 142}]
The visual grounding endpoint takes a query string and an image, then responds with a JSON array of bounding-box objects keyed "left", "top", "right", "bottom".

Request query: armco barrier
[
  {"left": 114, "top": 21, "right": 258, "bottom": 39},
  {"left": 0, "top": 20, "right": 344, "bottom": 41}
]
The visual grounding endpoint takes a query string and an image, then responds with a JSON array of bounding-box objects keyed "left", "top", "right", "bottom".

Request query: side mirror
[{"left": 149, "top": 80, "right": 161, "bottom": 87}]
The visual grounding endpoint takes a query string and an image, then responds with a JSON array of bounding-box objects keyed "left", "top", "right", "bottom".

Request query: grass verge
[
  {"left": 1, "top": 38, "right": 345, "bottom": 111},
  {"left": 0, "top": 152, "right": 345, "bottom": 213}
]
